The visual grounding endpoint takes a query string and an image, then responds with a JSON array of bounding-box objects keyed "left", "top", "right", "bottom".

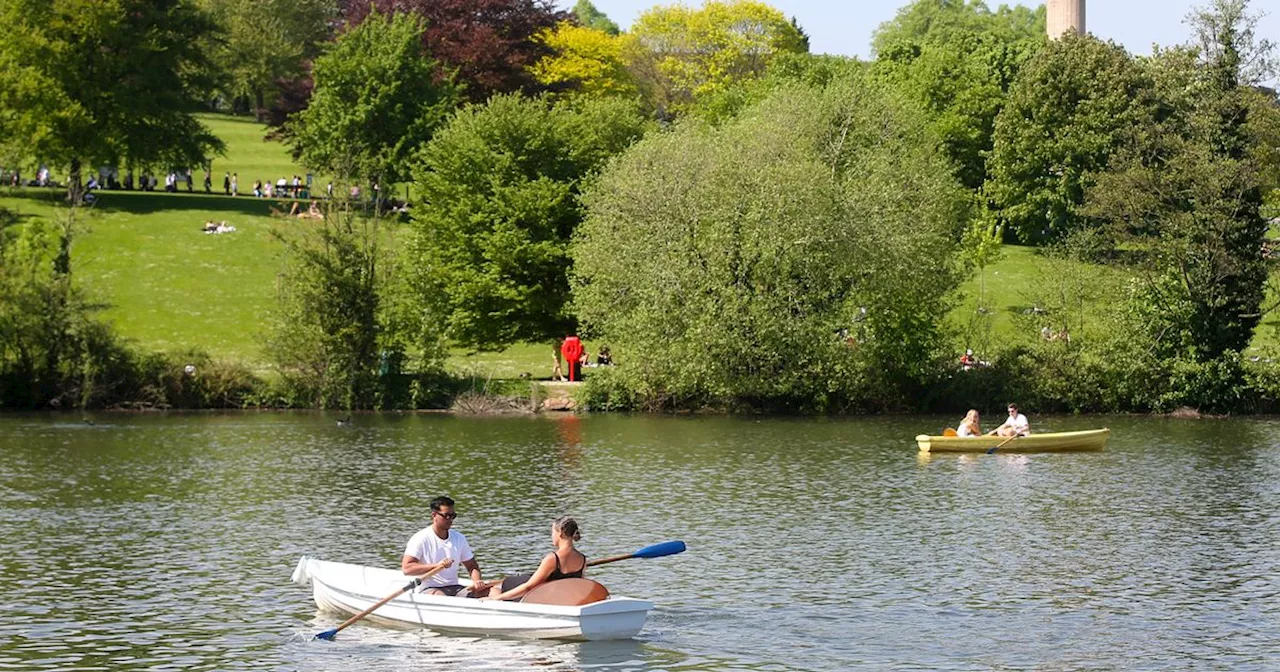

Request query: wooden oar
[
  {"left": 314, "top": 565, "right": 444, "bottom": 641},
  {"left": 986, "top": 434, "right": 1020, "bottom": 454}
]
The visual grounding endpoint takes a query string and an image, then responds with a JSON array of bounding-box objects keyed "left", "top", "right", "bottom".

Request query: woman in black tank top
[{"left": 483, "top": 517, "right": 586, "bottom": 602}]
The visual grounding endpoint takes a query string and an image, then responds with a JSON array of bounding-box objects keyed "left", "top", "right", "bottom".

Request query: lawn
[{"left": 4, "top": 112, "right": 1279, "bottom": 373}]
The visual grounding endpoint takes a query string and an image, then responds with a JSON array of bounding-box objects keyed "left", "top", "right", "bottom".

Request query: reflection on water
[{"left": 0, "top": 413, "right": 1278, "bottom": 670}]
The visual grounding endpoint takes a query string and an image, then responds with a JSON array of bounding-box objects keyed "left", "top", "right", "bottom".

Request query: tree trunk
[{"left": 67, "top": 157, "right": 83, "bottom": 205}]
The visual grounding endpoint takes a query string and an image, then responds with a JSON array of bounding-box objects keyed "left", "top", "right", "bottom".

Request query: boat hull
[
  {"left": 291, "top": 556, "right": 652, "bottom": 641},
  {"left": 916, "top": 428, "right": 1110, "bottom": 453}
]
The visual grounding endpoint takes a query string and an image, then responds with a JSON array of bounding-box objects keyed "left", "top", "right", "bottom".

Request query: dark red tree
[{"left": 341, "top": 0, "right": 568, "bottom": 103}]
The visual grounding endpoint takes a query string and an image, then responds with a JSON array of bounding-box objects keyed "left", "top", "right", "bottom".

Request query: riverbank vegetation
[{"left": 1, "top": 0, "right": 1279, "bottom": 414}]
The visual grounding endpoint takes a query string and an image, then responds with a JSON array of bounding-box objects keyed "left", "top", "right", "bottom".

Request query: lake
[{"left": 0, "top": 412, "right": 1277, "bottom": 670}]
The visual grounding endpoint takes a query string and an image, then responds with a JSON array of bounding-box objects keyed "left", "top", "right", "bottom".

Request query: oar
[
  {"left": 986, "top": 434, "right": 1020, "bottom": 454},
  {"left": 585, "top": 540, "right": 686, "bottom": 568},
  {"left": 314, "top": 565, "right": 444, "bottom": 641}
]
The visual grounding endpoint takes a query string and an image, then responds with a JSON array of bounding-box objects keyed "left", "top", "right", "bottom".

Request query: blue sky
[{"left": 556, "top": 1, "right": 1280, "bottom": 63}]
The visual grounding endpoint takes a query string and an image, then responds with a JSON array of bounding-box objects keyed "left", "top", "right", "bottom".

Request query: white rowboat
[{"left": 291, "top": 556, "right": 654, "bottom": 641}]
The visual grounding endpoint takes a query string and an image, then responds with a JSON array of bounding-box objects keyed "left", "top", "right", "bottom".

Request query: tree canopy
[
  {"left": 409, "top": 95, "right": 650, "bottom": 350},
  {"left": 341, "top": 0, "right": 567, "bottom": 103},
  {"left": 289, "top": 12, "right": 458, "bottom": 187},
  {"left": 573, "top": 0, "right": 619, "bottom": 35},
  {"left": 573, "top": 79, "right": 967, "bottom": 410},
  {"left": 530, "top": 22, "right": 639, "bottom": 98},
  {"left": 0, "top": 0, "right": 223, "bottom": 198},
  {"left": 872, "top": 0, "right": 1045, "bottom": 56}
]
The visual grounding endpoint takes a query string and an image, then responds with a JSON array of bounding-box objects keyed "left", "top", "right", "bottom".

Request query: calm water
[{"left": 0, "top": 412, "right": 1277, "bottom": 670}]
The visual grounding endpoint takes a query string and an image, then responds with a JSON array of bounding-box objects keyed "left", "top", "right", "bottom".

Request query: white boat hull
[{"left": 291, "top": 556, "right": 652, "bottom": 641}]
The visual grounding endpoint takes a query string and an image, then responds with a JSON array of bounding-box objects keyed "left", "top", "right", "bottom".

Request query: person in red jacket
[{"left": 561, "top": 335, "right": 584, "bottom": 382}]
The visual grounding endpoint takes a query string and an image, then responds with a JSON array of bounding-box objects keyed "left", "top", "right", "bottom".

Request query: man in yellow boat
[{"left": 988, "top": 403, "right": 1030, "bottom": 437}]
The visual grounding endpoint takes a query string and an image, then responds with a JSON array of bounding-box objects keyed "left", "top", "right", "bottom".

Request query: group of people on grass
[
  {"left": 956, "top": 403, "right": 1030, "bottom": 438},
  {"left": 402, "top": 496, "right": 585, "bottom": 602}
]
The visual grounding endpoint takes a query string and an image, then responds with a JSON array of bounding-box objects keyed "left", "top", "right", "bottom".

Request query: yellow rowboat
[{"left": 916, "top": 428, "right": 1110, "bottom": 453}]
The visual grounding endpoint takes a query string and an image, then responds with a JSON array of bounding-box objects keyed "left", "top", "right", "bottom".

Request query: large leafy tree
[
  {"left": 409, "top": 94, "right": 650, "bottom": 350},
  {"left": 624, "top": 0, "right": 809, "bottom": 115},
  {"left": 871, "top": 0, "right": 1044, "bottom": 56},
  {"left": 198, "top": 0, "right": 336, "bottom": 117},
  {"left": 341, "top": 0, "right": 567, "bottom": 103},
  {"left": 572, "top": 79, "right": 967, "bottom": 410},
  {"left": 985, "top": 35, "right": 1156, "bottom": 242},
  {"left": 289, "top": 12, "right": 458, "bottom": 188},
  {"left": 573, "top": 0, "right": 619, "bottom": 35},
  {"left": 1084, "top": 0, "right": 1275, "bottom": 361},
  {"left": 0, "top": 0, "right": 223, "bottom": 201},
  {"left": 529, "top": 22, "right": 638, "bottom": 98},
  {"left": 874, "top": 32, "right": 1041, "bottom": 191}
]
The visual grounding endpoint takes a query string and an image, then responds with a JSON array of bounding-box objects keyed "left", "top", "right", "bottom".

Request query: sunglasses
[{"left": 433, "top": 511, "right": 458, "bottom": 520}]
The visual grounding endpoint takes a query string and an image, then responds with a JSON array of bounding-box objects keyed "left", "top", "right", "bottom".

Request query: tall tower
[{"left": 1046, "top": 0, "right": 1086, "bottom": 40}]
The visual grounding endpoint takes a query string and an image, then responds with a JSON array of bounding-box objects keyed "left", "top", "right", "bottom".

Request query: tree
[
  {"left": 289, "top": 12, "right": 458, "bottom": 189},
  {"left": 1082, "top": 2, "right": 1274, "bottom": 362},
  {"left": 198, "top": 0, "right": 336, "bottom": 118},
  {"left": 985, "top": 34, "right": 1155, "bottom": 242},
  {"left": 572, "top": 80, "right": 967, "bottom": 410},
  {"left": 623, "top": 0, "right": 809, "bottom": 115},
  {"left": 573, "top": 0, "right": 619, "bottom": 35},
  {"left": 871, "top": 0, "right": 1045, "bottom": 56},
  {"left": 0, "top": 0, "right": 223, "bottom": 201},
  {"left": 341, "top": 0, "right": 567, "bottom": 103},
  {"left": 409, "top": 94, "right": 650, "bottom": 351},
  {"left": 874, "top": 31, "right": 1041, "bottom": 191},
  {"left": 529, "top": 22, "right": 639, "bottom": 98}
]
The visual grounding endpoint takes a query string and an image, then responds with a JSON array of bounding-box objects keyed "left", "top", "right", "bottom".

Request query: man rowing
[
  {"left": 988, "top": 403, "right": 1030, "bottom": 438},
  {"left": 402, "top": 496, "right": 489, "bottom": 596}
]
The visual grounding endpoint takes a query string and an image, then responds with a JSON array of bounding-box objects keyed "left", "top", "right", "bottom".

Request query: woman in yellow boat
[{"left": 956, "top": 409, "right": 981, "bottom": 437}]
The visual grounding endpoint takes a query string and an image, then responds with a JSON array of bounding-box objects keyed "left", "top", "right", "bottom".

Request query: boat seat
[{"left": 521, "top": 578, "right": 611, "bottom": 606}]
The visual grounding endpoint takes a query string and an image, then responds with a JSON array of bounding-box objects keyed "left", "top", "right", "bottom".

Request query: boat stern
[
  {"left": 291, "top": 555, "right": 312, "bottom": 586},
  {"left": 915, "top": 434, "right": 932, "bottom": 452}
]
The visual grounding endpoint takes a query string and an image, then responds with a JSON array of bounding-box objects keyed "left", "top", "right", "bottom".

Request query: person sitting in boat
[
  {"left": 480, "top": 517, "right": 586, "bottom": 602},
  {"left": 956, "top": 409, "right": 981, "bottom": 437},
  {"left": 988, "top": 404, "right": 1030, "bottom": 438},
  {"left": 401, "top": 496, "right": 489, "bottom": 597}
]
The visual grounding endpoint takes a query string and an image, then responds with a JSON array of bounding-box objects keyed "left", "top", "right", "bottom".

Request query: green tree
[
  {"left": 0, "top": 0, "right": 223, "bottom": 201},
  {"left": 871, "top": 0, "right": 1044, "bottom": 56},
  {"left": 409, "top": 94, "right": 650, "bottom": 351},
  {"left": 874, "top": 32, "right": 1041, "bottom": 191},
  {"left": 573, "top": 0, "right": 619, "bottom": 35},
  {"left": 288, "top": 11, "right": 458, "bottom": 189},
  {"left": 199, "top": 0, "right": 336, "bottom": 117},
  {"left": 572, "top": 80, "right": 967, "bottom": 410},
  {"left": 623, "top": 0, "right": 809, "bottom": 115},
  {"left": 265, "top": 203, "right": 402, "bottom": 409},
  {"left": 985, "top": 34, "right": 1155, "bottom": 242},
  {"left": 1083, "top": 2, "right": 1274, "bottom": 362}
]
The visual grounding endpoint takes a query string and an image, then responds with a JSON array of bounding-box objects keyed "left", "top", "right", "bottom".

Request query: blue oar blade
[
  {"left": 314, "top": 628, "right": 339, "bottom": 641},
  {"left": 632, "top": 540, "right": 686, "bottom": 559}
]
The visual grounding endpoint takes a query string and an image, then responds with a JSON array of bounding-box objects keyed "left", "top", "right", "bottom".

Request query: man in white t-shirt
[
  {"left": 401, "top": 496, "right": 488, "bottom": 596},
  {"left": 990, "top": 403, "right": 1030, "bottom": 438}
]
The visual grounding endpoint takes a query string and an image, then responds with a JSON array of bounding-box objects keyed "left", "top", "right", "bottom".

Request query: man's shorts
[{"left": 422, "top": 584, "right": 476, "bottom": 597}]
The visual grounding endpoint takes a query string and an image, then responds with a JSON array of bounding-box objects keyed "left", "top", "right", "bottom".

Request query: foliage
[
  {"left": 873, "top": 32, "right": 1041, "bottom": 191},
  {"left": 409, "top": 94, "right": 651, "bottom": 351},
  {"left": 289, "top": 12, "right": 457, "bottom": 187},
  {"left": 573, "top": 0, "right": 619, "bottom": 35},
  {"left": 198, "top": 0, "right": 335, "bottom": 116},
  {"left": 572, "top": 80, "right": 967, "bottom": 411},
  {"left": 530, "top": 22, "right": 639, "bottom": 98},
  {"left": 871, "top": 0, "right": 1045, "bottom": 57},
  {"left": 341, "top": 0, "right": 568, "bottom": 104},
  {"left": 1186, "top": 0, "right": 1276, "bottom": 87},
  {"left": 623, "top": 0, "right": 809, "bottom": 115},
  {"left": 264, "top": 203, "right": 400, "bottom": 410},
  {"left": 0, "top": 0, "right": 223, "bottom": 200},
  {"left": 985, "top": 34, "right": 1156, "bottom": 243},
  {"left": 687, "top": 52, "right": 863, "bottom": 125}
]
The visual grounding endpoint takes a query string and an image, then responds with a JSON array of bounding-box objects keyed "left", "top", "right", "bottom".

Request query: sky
[{"left": 555, "top": 0, "right": 1280, "bottom": 64}]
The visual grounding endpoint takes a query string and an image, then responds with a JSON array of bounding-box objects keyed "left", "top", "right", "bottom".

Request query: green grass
[{"left": 197, "top": 113, "right": 330, "bottom": 194}]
